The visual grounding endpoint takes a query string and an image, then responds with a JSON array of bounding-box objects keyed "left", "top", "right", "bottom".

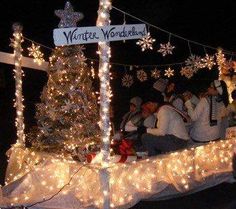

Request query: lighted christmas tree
[
  {"left": 26, "top": 2, "right": 101, "bottom": 161},
  {"left": 28, "top": 45, "right": 101, "bottom": 160}
]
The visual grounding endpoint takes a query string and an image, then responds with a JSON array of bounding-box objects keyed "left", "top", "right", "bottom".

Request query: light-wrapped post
[
  {"left": 96, "top": 1, "right": 112, "bottom": 208},
  {"left": 11, "top": 23, "right": 25, "bottom": 145}
]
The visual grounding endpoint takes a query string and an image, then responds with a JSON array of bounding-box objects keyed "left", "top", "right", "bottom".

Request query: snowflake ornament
[
  {"left": 201, "top": 54, "right": 216, "bottom": 70},
  {"left": 39, "top": 122, "right": 52, "bottom": 136},
  {"left": 122, "top": 74, "right": 133, "bottom": 87},
  {"left": 180, "top": 67, "right": 194, "bottom": 79},
  {"left": 157, "top": 42, "right": 175, "bottom": 56},
  {"left": 27, "top": 43, "right": 45, "bottom": 65},
  {"left": 185, "top": 54, "right": 202, "bottom": 72},
  {"left": 61, "top": 99, "right": 73, "bottom": 112},
  {"left": 136, "top": 32, "right": 156, "bottom": 51},
  {"left": 151, "top": 68, "right": 161, "bottom": 79},
  {"left": 137, "top": 69, "right": 148, "bottom": 82},
  {"left": 164, "top": 67, "right": 174, "bottom": 78}
]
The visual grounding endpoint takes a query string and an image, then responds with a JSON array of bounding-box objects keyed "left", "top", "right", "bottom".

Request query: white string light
[
  {"left": 10, "top": 23, "right": 25, "bottom": 146},
  {"left": 4, "top": 137, "right": 236, "bottom": 208},
  {"left": 97, "top": 1, "right": 112, "bottom": 208}
]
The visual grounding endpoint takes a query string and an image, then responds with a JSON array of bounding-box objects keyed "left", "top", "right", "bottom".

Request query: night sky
[{"left": 1, "top": 0, "right": 236, "bottom": 178}]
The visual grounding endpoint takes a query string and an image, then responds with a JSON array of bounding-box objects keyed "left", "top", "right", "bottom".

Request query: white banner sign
[{"left": 53, "top": 24, "right": 147, "bottom": 46}]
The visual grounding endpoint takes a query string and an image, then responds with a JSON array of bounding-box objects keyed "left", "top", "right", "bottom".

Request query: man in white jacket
[{"left": 138, "top": 97, "right": 190, "bottom": 156}]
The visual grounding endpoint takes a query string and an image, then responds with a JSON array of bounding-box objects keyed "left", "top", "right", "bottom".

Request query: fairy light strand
[
  {"left": 96, "top": 0, "right": 112, "bottom": 208},
  {"left": 97, "top": 0, "right": 112, "bottom": 164},
  {"left": 11, "top": 23, "right": 25, "bottom": 145},
  {"left": 4, "top": 137, "right": 236, "bottom": 208}
]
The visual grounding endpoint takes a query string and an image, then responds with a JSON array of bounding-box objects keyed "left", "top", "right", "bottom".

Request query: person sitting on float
[
  {"left": 183, "top": 79, "right": 229, "bottom": 143},
  {"left": 137, "top": 95, "right": 190, "bottom": 156}
]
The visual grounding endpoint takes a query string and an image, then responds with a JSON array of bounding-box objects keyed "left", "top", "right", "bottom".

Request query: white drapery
[{"left": 0, "top": 137, "right": 235, "bottom": 209}]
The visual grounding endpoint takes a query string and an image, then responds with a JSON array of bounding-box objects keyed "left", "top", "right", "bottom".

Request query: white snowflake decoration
[
  {"left": 157, "top": 42, "right": 175, "bottom": 56},
  {"left": 185, "top": 54, "right": 202, "bottom": 72},
  {"left": 137, "top": 69, "right": 148, "bottom": 82},
  {"left": 164, "top": 67, "right": 174, "bottom": 78},
  {"left": 122, "top": 74, "right": 133, "bottom": 87},
  {"left": 136, "top": 32, "right": 156, "bottom": 51},
  {"left": 61, "top": 99, "right": 73, "bottom": 112},
  {"left": 39, "top": 122, "right": 52, "bottom": 136},
  {"left": 180, "top": 66, "right": 194, "bottom": 79},
  {"left": 27, "top": 43, "right": 45, "bottom": 65},
  {"left": 151, "top": 68, "right": 161, "bottom": 79},
  {"left": 201, "top": 54, "right": 216, "bottom": 70}
]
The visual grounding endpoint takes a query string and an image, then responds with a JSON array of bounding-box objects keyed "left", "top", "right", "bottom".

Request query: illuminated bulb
[{"left": 101, "top": 12, "right": 106, "bottom": 18}]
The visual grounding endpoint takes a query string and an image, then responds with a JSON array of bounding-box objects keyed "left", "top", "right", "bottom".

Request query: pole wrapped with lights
[
  {"left": 96, "top": 1, "right": 112, "bottom": 208},
  {"left": 96, "top": 0, "right": 112, "bottom": 164},
  {"left": 11, "top": 23, "right": 25, "bottom": 146}
]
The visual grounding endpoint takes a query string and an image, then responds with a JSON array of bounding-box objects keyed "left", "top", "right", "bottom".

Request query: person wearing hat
[
  {"left": 153, "top": 79, "right": 185, "bottom": 113},
  {"left": 113, "top": 96, "right": 143, "bottom": 141},
  {"left": 137, "top": 94, "right": 190, "bottom": 156},
  {"left": 184, "top": 79, "right": 229, "bottom": 143},
  {"left": 153, "top": 78, "right": 168, "bottom": 94}
]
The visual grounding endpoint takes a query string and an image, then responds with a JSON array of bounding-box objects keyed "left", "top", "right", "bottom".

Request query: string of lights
[
  {"left": 11, "top": 23, "right": 26, "bottom": 146},
  {"left": 27, "top": 164, "right": 87, "bottom": 208},
  {"left": 96, "top": 1, "right": 112, "bottom": 208}
]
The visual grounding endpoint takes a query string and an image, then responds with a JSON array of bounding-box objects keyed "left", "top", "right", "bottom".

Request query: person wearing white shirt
[
  {"left": 184, "top": 80, "right": 229, "bottom": 142},
  {"left": 125, "top": 102, "right": 157, "bottom": 132},
  {"left": 137, "top": 98, "right": 190, "bottom": 156},
  {"left": 153, "top": 79, "right": 186, "bottom": 113}
]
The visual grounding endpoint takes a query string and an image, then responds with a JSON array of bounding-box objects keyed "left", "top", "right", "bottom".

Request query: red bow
[{"left": 118, "top": 139, "right": 136, "bottom": 156}]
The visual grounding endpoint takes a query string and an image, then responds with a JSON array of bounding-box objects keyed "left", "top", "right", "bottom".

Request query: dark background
[{"left": 0, "top": 0, "right": 236, "bottom": 208}]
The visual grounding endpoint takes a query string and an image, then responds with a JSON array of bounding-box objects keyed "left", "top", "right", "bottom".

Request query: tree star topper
[{"left": 55, "top": 1, "right": 84, "bottom": 28}]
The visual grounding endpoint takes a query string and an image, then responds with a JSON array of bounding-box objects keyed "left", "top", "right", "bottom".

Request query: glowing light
[
  {"left": 10, "top": 23, "right": 25, "bottom": 145},
  {"left": 164, "top": 67, "right": 174, "bottom": 78},
  {"left": 28, "top": 42, "right": 45, "bottom": 65}
]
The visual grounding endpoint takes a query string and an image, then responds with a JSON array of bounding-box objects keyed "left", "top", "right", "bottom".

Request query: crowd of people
[{"left": 112, "top": 78, "right": 236, "bottom": 157}]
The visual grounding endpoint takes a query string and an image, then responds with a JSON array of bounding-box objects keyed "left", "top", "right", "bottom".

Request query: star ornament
[{"left": 55, "top": 1, "right": 84, "bottom": 28}]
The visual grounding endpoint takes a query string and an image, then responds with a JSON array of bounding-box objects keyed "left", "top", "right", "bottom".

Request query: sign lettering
[{"left": 53, "top": 24, "right": 147, "bottom": 46}]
